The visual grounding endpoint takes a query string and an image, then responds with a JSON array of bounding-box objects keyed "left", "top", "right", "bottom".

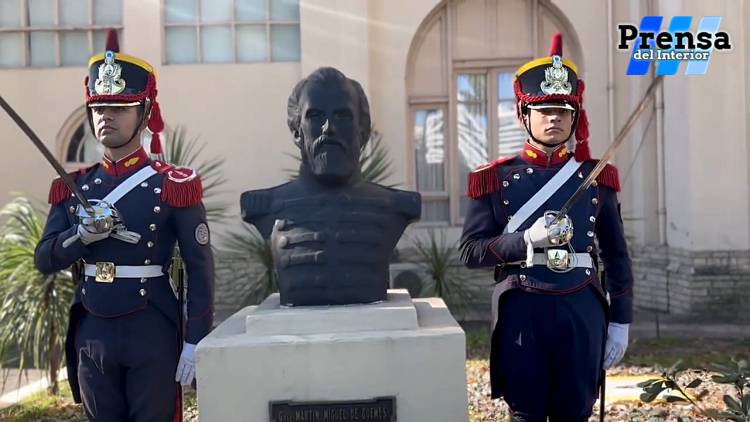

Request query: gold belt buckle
[
  {"left": 546, "top": 249, "right": 570, "bottom": 271},
  {"left": 95, "top": 262, "right": 116, "bottom": 283}
]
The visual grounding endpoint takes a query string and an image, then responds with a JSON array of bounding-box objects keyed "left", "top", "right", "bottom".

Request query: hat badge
[
  {"left": 541, "top": 55, "right": 572, "bottom": 95},
  {"left": 94, "top": 50, "right": 126, "bottom": 95}
]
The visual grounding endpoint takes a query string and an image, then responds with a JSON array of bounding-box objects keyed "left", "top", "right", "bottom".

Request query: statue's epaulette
[
  {"left": 47, "top": 164, "right": 96, "bottom": 205},
  {"left": 594, "top": 162, "right": 621, "bottom": 192},
  {"left": 151, "top": 161, "right": 203, "bottom": 208},
  {"left": 467, "top": 156, "right": 514, "bottom": 199},
  {"left": 392, "top": 189, "right": 421, "bottom": 222},
  {"left": 240, "top": 190, "right": 273, "bottom": 221}
]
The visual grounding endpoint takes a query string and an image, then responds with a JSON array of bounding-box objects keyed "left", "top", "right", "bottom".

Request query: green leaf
[
  {"left": 724, "top": 395, "right": 743, "bottom": 412},
  {"left": 713, "top": 374, "right": 739, "bottom": 384},
  {"left": 666, "top": 359, "right": 684, "bottom": 375},
  {"left": 640, "top": 390, "right": 660, "bottom": 403},
  {"left": 685, "top": 378, "right": 703, "bottom": 389},
  {"left": 705, "top": 408, "right": 724, "bottom": 418},
  {"left": 643, "top": 382, "right": 666, "bottom": 394},
  {"left": 665, "top": 395, "right": 687, "bottom": 403},
  {"left": 637, "top": 379, "right": 658, "bottom": 388},
  {"left": 711, "top": 362, "right": 735, "bottom": 373}
]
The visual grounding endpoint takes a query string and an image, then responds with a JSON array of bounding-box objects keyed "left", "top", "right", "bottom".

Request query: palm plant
[
  {"left": 160, "top": 125, "right": 229, "bottom": 223},
  {"left": 0, "top": 197, "right": 74, "bottom": 395},
  {"left": 359, "top": 130, "right": 396, "bottom": 186},
  {"left": 409, "top": 229, "right": 478, "bottom": 314},
  {"left": 219, "top": 224, "right": 277, "bottom": 306}
]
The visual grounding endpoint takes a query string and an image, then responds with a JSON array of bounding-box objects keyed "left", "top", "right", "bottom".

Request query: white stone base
[{"left": 196, "top": 289, "right": 468, "bottom": 422}]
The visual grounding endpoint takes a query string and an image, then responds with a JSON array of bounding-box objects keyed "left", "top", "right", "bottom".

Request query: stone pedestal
[{"left": 196, "top": 289, "right": 468, "bottom": 422}]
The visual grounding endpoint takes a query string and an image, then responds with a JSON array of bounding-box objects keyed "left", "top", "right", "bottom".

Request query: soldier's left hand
[
  {"left": 175, "top": 342, "right": 197, "bottom": 386},
  {"left": 603, "top": 322, "right": 629, "bottom": 369}
]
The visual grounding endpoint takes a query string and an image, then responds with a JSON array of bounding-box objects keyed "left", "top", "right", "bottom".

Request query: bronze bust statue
[{"left": 240, "top": 67, "right": 421, "bottom": 306}]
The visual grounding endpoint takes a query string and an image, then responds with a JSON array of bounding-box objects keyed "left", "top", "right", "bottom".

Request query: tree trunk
[
  {"left": 48, "top": 319, "right": 59, "bottom": 395},
  {"left": 45, "top": 279, "right": 60, "bottom": 396}
]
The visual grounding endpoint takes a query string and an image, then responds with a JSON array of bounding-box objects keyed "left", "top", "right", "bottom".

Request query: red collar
[
  {"left": 101, "top": 147, "right": 149, "bottom": 176},
  {"left": 519, "top": 142, "right": 570, "bottom": 167}
]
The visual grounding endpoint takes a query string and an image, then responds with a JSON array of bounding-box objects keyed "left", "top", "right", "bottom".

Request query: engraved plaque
[{"left": 269, "top": 397, "right": 396, "bottom": 422}]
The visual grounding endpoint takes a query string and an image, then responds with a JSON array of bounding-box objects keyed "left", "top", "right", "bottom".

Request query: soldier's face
[
  {"left": 296, "top": 80, "right": 362, "bottom": 185},
  {"left": 526, "top": 108, "right": 573, "bottom": 145},
  {"left": 90, "top": 105, "right": 141, "bottom": 149}
]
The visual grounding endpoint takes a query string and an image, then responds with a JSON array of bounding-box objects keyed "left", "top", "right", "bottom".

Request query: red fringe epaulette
[
  {"left": 48, "top": 177, "right": 73, "bottom": 205},
  {"left": 467, "top": 156, "right": 514, "bottom": 199},
  {"left": 595, "top": 163, "right": 621, "bottom": 192},
  {"left": 151, "top": 161, "right": 204, "bottom": 208},
  {"left": 47, "top": 166, "right": 94, "bottom": 204}
]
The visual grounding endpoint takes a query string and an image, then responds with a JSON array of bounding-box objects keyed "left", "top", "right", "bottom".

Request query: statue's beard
[{"left": 304, "top": 136, "right": 358, "bottom": 186}]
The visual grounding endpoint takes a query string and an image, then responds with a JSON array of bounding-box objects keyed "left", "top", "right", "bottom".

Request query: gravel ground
[
  {"left": 465, "top": 358, "right": 740, "bottom": 422},
  {"left": 3, "top": 336, "right": 746, "bottom": 422},
  {"left": 0, "top": 363, "right": 741, "bottom": 422}
]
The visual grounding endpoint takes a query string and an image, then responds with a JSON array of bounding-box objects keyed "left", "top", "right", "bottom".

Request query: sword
[
  {"left": 172, "top": 247, "right": 186, "bottom": 422},
  {"left": 0, "top": 95, "right": 95, "bottom": 215},
  {"left": 553, "top": 75, "right": 663, "bottom": 223}
]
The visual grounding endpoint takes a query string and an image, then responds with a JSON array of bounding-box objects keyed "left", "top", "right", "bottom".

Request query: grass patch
[
  {"left": 0, "top": 383, "right": 200, "bottom": 422},
  {"left": 0, "top": 382, "right": 86, "bottom": 422},
  {"left": 464, "top": 325, "right": 750, "bottom": 371},
  {"left": 623, "top": 337, "right": 750, "bottom": 369},
  {"left": 465, "top": 325, "right": 491, "bottom": 360}
]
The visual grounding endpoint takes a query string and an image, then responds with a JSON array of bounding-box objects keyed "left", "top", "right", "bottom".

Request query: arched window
[
  {"left": 65, "top": 119, "right": 101, "bottom": 164},
  {"left": 58, "top": 106, "right": 155, "bottom": 168},
  {"left": 406, "top": 0, "right": 583, "bottom": 225}
]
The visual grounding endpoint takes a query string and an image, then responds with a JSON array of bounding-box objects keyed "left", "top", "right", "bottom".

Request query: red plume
[
  {"left": 148, "top": 101, "right": 164, "bottom": 154},
  {"left": 573, "top": 79, "right": 590, "bottom": 161},
  {"left": 548, "top": 32, "right": 562, "bottom": 56},
  {"left": 105, "top": 29, "right": 119, "bottom": 52}
]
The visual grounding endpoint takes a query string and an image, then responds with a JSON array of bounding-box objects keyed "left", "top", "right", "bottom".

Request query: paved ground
[
  {"left": 0, "top": 369, "right": 65, "bottom": 409},
  {"left": 603, "top": 374, "right": 657, "bottom": 403}
]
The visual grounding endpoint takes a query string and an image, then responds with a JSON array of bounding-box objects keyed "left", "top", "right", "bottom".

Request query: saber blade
[
  {"left": 556, "top": 75, "right": 663, "bottom": 219},
  {"left": 0, "top": 95, "right": 94, "bottom": 215}
]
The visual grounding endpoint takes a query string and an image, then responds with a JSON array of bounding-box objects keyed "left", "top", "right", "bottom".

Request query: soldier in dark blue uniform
[
  {"left": 459, "top": 33, "right": 633, "bottom": 421},
  {"left": 34, "top": 31, "right": 213, "bottom": 422}
]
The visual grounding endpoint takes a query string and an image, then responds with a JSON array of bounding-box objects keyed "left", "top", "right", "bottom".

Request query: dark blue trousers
[
  {"left": 75, "top": 305, "right": 179, "bottom": 422},
  {"left": 492, "top": 286, "right": 606, "bottom": 422}
]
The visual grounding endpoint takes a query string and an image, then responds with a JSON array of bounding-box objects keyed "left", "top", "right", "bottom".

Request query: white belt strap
[
  {"left": 503, "top": 159, "right": 583, "bottom": 234},
  {"left": 102, "top": 166, "right": 158, "bottom": 205},
  {"left": 84, "top": 264, "right": 164, "bottom": 278}
]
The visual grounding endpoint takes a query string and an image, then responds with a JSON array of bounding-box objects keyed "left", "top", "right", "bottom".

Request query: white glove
[
  {"left": 523, "top": 216, "right": 556, "bottom": 248},
  {"left": 603, "top": 322, "right": 629, "bottom": 369},
  {"left": 77, "top": 223, "right": 111, "bottom": 245},
  {"left": 175, "top": 342, "right": 197, "bottom": 386}
]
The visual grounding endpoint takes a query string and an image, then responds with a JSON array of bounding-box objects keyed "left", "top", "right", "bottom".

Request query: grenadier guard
[
  {"left": 459, "top": 33, "right": 633, "bottom": 421},
  {"left": 34, "top": 30, "right": 213, "bottom": 422}
]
